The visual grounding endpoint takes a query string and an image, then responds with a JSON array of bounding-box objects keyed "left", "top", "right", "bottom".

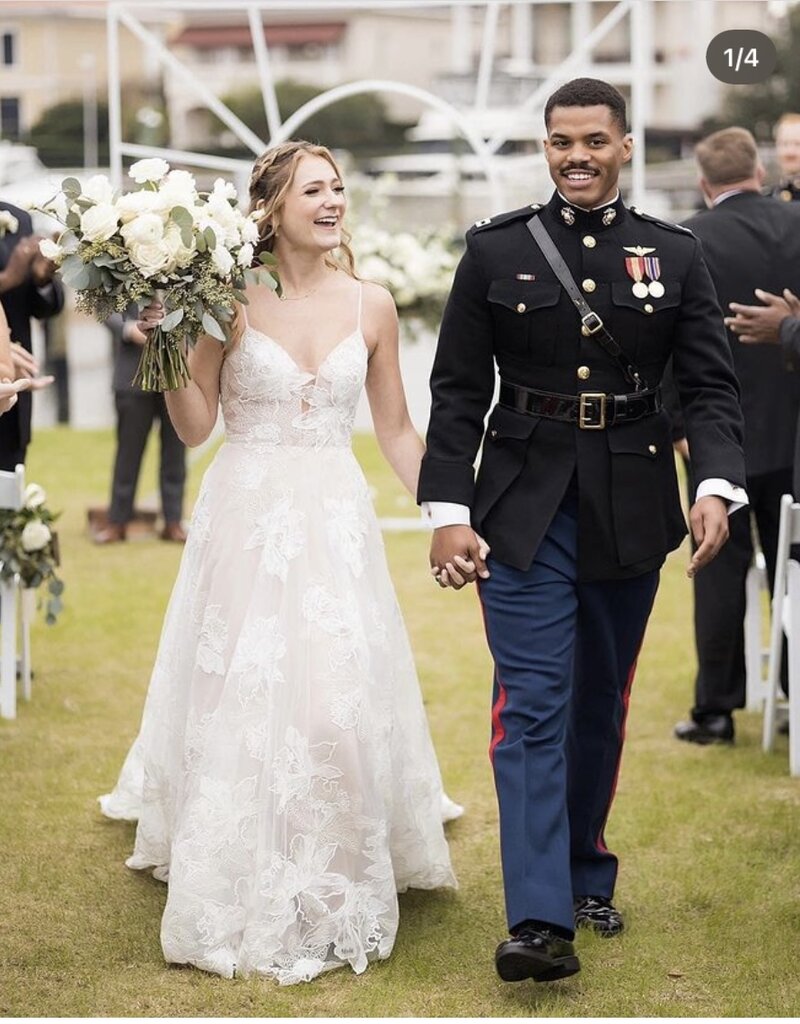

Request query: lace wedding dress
[{"left": 99, "top": 284, "right": 459, "bottom": 984}]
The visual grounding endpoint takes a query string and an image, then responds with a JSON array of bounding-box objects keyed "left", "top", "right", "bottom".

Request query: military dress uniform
[
  {"left": 418, "top": 189, "right": 746, "bottom": 938},
  {"left": 773, "top": 177, "right": 800, "bottom": 203}
]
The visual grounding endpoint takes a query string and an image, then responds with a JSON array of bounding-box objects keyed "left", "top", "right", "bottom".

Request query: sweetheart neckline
[{"left": 242, "top": 324, "right": 365, "bottom": 378}]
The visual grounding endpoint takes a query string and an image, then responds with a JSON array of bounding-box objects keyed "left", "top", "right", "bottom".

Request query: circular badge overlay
[{"left": 706, "top": 30, "right": 777, "bottom": 85}]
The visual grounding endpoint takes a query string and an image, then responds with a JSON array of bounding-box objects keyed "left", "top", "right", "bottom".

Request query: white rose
[
  {"left": 161, "top": 169, "right": 197, "bottom": 203},
  {"left": 24, "top": 483, "right": 46, "bottom": 508},
  {"left": 120, "top": 212, "right": 165, "bottom": 247},
  {"left": 211, "top": 177, "right": 237, "bottom": 200},
  {"left": 236, "top": 242, "right": 254, "bottom": 268},
  {"left": 128, "top": 157, "right": 170, "bottom": 184},
  {"left": 163, "top": 222, "right": 195, "bottom": 269},
  {"left": 83, "top": 174, "right": 115, "bottom": 205},
  {"left": 115, "top": 189, "right": 163, "bottom": 223},
  {"left": 241, "top": 218, "right": 259, "bottom": 244},
  {"left": 128, "top": 239, "right": 176, "bottom": 279},
  {"left": 21, "top": 520, "right": 51, "bottom": 552},
  {"left": 79, "top": 203, "right": 119, "bottom": 243},
  {"left": 38, "top": 238, "right": 63, "bottom": 262},
  {"left": 211, "top": 245, "right": 235, "bottom": 278}
]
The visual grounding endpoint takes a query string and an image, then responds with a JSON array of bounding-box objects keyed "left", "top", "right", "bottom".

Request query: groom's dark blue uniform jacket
[{"left": 417, "top": 190, "right": 746, "bottom": 580}]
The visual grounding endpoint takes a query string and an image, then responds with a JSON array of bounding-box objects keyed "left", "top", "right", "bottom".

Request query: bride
[{"left": 99, "top": 141, "right": 464, "bottom": 985}]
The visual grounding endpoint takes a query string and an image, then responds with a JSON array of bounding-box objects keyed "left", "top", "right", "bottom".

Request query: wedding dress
[{"left": 99, "top": 284, "right": 459, "bottom": 984}]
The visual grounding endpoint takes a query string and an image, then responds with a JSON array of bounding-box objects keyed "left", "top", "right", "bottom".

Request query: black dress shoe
[
  {"left": 495, "top": 927, "right": 580, "bottom": 983},
  {"left": 574, "top": 895, "right": 624, "bottom": 937},
  {"left": 674, "top": 714, "right": 734, "bottom": 745}
]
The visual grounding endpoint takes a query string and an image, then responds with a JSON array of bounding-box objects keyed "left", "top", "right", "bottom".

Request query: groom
[{"left": 418, "top": 78, "right": 746, "bottom": 983}]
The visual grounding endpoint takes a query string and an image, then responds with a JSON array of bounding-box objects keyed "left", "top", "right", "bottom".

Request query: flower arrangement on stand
[
  {"left": 38, "top": 158, "right": 280, "bottom": 391},
  {"left": 349, "top": 222, "right": 460, "bottom": 335},
  {"left": 0, "top": 483, "right": 64, "bottom": 624}
]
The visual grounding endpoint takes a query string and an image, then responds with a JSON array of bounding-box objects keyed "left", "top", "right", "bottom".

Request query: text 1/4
[{"left": 724, "top": 47, "right": 759, "bottom": 71}]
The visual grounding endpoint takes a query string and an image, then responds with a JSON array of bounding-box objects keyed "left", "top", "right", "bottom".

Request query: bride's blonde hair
[{"left": 249, "top": 141, "right": 357, "bottom": 278}]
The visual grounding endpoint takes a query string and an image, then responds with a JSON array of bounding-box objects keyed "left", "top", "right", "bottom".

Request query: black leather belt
[{"left": 499, "top": 380, "right": 662, "bottom": 430}]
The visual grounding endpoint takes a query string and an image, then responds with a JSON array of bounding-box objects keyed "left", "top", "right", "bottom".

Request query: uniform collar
[{"left": 546, "top": 189, "right": 626, "bottom": 231}]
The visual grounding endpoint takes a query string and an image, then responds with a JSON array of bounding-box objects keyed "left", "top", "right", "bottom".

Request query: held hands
[
  {"left": 725, "top": 288, "right": 800, "bottom": 344},
  {"left": 137, "top": 301, "right": 164, "bottom": 334},
  {"left": 687, "top": 495, "right": 729, "bottom": 579},
  {"left": 429, "top": 525, "right": 491, "bottom": 590}
]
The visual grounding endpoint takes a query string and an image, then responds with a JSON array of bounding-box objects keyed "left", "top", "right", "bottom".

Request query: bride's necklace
[{"left": 279, "top": 280, "right": 325, "bottom": 302}]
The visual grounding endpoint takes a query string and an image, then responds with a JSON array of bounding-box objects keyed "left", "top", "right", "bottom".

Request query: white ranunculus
[
  {"left": 24, "top": 483, "right": 46, "bottom": 508},
  {"left": 128, "top": 157, "right": 170, "bottom": 184},
  {"left": 128, "top": 239, "right": 176, "bottom": 278},
  {"left": 211, "top": 244, "right": 235, "bottom": 278},
  {"left": 160, "top": 169, "right": 197, "bottom": 204},
  {"left": 79, "top": 202, "right": 120, "bottom": 243},
  {"left": 38, "top": 238, "right": 63, "bottom": 262},
  {"left": 21, "top": 519, "right": 51, "bottom": 552},
  {"left": 83, "top": 174, "right": 115, "bottom": 205},
  {"left": 120, "top": 212, "right": 165, "bottom": 247},
  {"left": 236, "top": 242, "right": 254, "bottom": 268},
  {"left": 204, "top": 196, "right": 241, "bottom": 245}
]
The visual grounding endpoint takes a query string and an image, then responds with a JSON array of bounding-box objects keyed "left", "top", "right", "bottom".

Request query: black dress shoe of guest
[
  {"left": 495, "top": 927, "right": 580, "bottom": 983},
  {"left": 574, "top": 895, "right": 624, "bottom": 937},
  {"left": 674, "top": 714, "right": 734, "bottom": 745}
]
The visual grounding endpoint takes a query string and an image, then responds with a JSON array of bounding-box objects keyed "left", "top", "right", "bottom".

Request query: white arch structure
[{"left": 106, "top": 0, "right": 651, "bottom": 207}]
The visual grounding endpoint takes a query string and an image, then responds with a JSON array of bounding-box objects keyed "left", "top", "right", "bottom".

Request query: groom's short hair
[{"left": 544, "top": 78, "right": 628, "bottom": 134}]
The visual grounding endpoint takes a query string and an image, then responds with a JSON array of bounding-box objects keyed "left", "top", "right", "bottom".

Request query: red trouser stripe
[
  {"left": 489, "top": 674, "right": 508, "bottom": 764},
  {"left": 596, "top": 650, "right": 640, "bottom": 854}
]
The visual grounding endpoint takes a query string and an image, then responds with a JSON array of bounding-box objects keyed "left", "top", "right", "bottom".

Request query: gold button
[
  {"left": 490, "top": 429, "right": 498, "bottom": 439},
  {"left": 582, "top": 278, "right": 596, "bottom": 293},
  {"left": 582, "top": 235, "right": 596, "bottom": 248},
  {"left": 648, "top": 444, "right": 657, "bottom": 455},
  {"left": 581, "top": 325, "right": 590, "bottom": 337},
  {"left": 644, "top": 303, "right": 654, "bottom": 314},
  {"left": 577, "top": 366, "right": 591, "bottom": 380},
  {"left": 516, "top": 302, "right": 527, "bottom": 314}
]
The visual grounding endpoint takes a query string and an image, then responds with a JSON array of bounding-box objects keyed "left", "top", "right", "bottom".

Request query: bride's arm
[
  {"left": 363, "top": 282, "right": 424, "bottom": 496},
  {"left": 138, "top": 302, "right": 227, "bottom": 447}
]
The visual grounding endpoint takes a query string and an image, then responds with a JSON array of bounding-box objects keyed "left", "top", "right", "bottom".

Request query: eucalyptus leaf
[
  {"left": 48, "top": 578, "right": 64, "bottom": 596},
  {"left": 65, "top": 211, "right": 80, "bottom": 230},
  {"left": 195, "top": 231, "right": 207, "bottom": 253},
  {"left": 60, "top": 258, "right": 91, "bottom": 290},
  {"left": 61, "top": 177, "right": 82, "bottom": 198},
  {"left": 201, "top": 312, "right": 226, "bottom": 342},
  {"left": 258, "top": 250, "right": 278, "bottom": 267},
  {"left": 203, "top": 226, "right": 217, "bottom": 250},
  {"left": 160, "top": 307, "right": 184, "bottom": 332}
]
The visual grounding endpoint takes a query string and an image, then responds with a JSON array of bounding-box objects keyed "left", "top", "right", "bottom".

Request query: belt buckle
[
  {"left": 581, "top": 311, "right": 604, "bottom": 335},
  {"left": 578, "top": 392, "right": 607, "bottom": 430}
]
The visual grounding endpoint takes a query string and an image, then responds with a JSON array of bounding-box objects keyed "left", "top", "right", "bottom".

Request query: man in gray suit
[{"left": 96, "top": 312, "right": 187, "bottom": 543}]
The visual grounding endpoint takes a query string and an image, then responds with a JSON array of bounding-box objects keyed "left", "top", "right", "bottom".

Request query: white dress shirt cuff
[
  {"left": 421, "top": 501, "right": 472, "bottom": 529},
  {"left": 695, "top": 478, "right": 748, "bottom": 515}
]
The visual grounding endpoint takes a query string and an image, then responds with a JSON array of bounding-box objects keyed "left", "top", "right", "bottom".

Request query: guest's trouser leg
[
  {"left": 108, "top": 391, "right": 156, "bottom": 525},
  {"left": 478, "top": 503, "right": 580, "bottom": 937},
  {"left": 156, "top": 396, "right": 186, "bottom": 524},
  {"left": 0, "top": 447, "right": 26, "bottom": 471},
  {"left": 567, "top": 571, "right": 659, "bottom": 899}
]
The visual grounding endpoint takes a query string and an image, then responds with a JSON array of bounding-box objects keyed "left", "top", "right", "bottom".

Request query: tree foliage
[
  {"left": 702, "top": 7, "right": 800, "bottom": 139},
  {"left": 212, "top": 79, "right": 405, "bottom": 154}
]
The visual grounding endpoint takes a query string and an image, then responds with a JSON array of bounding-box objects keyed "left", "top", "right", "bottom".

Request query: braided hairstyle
[{"left": 248, "top": 141, "right": 357, "bottom": 278}]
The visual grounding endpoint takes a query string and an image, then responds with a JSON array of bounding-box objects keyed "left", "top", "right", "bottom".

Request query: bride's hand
[{"left": 136, "top": 301, "right": 164, "bottom": 333}]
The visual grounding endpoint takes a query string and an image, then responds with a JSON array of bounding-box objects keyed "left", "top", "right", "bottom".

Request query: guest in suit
[
  {"left": 772, "top": 113, "right": 800, "bottom": 203},
  {"left": 671, "top": 129, "right": 800, "bottom": 745},
  {"left": 95, "top": 312, "right": 187, "bottom": 544},
  {"left": 418, "top": 78, "right": 746, "bottom": 983},
  {"left": 0, "top": 200, "right": 64, "bottom": 469}
]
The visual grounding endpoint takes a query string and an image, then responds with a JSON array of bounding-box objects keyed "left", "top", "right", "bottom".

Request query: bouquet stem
[{"left": 132, "top": 322, "right": 190, "bottom": 392}]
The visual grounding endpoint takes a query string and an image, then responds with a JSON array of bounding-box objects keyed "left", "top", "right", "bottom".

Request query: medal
[
  {"left": 632, "top": 281, "right": 649, "bottom": 298},
  {"left": 624, "top": 246, "right": 661, "bottom": 301},
  {"left": 648, "top": 280, "right": 665, "bottom": 298},
  {"left": 625, "top": 256, "right": 649, "bottom": 297},
  {"left": 644, "top": 255, "right": 663, "bottom": 297}
]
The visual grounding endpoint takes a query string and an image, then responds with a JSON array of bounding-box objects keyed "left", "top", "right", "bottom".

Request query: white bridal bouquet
[{"left": 39, "top": 158, "right": 280, "bottom": 391}]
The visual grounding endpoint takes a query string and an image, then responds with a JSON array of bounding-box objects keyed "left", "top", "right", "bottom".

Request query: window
[
  {"left": 1, "top": 97, "right": 20, "bottom": 139},
  {"left": 2, "top": 32, "right": 15, "bottom": 66}
]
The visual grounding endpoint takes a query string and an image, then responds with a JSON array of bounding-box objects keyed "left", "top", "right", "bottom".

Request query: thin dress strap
[{"left": 356, "top": 281, "right": 363, "bottom": 332}]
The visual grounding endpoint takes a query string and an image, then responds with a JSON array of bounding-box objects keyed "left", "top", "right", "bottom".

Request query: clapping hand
[
  {"left": 0, "top": 374, "right": 54, "bottom": 415},
  {"left": 725, "top": 288, "right": 800, "bottom": 344}
]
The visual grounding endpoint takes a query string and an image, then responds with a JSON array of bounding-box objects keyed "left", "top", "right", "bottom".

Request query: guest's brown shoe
[
  {"left": 94, "top": 523, "right": 127, "bottom": 544},
  {"left": 161, "top": 521, "right": 187, "bottom": 543}
]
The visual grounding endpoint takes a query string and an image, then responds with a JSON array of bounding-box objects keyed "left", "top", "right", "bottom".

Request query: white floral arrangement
[
  {"left": 0, "top": 483, "right": 64, "bottom": 624},
  {"left": 349, "top": 222, "right": 460, "bottom": 330},
  {"left": 0, "top": 210, "right": 19, "bottom": 238},
  {"left": 38, "top": 158, "right": 280, "bottom": 391}
]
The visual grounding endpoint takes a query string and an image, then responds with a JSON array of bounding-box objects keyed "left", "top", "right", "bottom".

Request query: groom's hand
[{"left": 430, "top": 525, "right": 490, "bottom": 590}]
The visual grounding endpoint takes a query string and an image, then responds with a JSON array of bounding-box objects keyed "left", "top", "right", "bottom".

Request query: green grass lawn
[{"left": 1, "top": 426, "right": 798, "bottom": 1017}]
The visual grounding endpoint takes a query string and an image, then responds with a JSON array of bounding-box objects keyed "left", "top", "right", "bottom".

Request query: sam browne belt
[{"left": 499, "top": 380, "right": 662, "bottom": 430}]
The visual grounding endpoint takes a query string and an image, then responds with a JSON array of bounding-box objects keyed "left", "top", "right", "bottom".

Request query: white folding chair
[
  {"left": 744, "top": 550, "right": 770, "bottom": 711},
  {"left": 0, "top": 463, "right": 32, "bottom": 720},
  {"left": 763, "top": 493, "right": 800, "bottom": 775}
]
